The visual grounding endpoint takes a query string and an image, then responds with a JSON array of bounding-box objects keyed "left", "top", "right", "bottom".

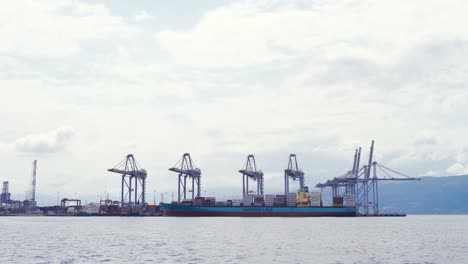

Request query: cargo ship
[
  {"left": 161, "top": 191, "right": 356, "bottom": 217},
  {"left": 161, "top": 203, "right": 356, "bottom": 217}
]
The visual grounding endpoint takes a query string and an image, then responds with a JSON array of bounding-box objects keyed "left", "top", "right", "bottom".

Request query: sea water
[{"left": 0, "top": 215, "right": 467, "bottom": 263}]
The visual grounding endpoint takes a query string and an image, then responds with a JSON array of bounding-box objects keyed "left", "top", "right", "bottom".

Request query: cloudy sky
[{"left": 1, "top": 0, "right": 467, "bottom": 204}]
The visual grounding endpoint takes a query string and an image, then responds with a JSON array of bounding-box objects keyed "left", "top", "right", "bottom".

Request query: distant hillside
[{"left": 379, "top": 175, "right": 468, "bottom": 214}]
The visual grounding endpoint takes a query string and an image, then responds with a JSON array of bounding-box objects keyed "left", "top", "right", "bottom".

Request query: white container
[
  {"left": 345, "top": 194, "right": 356, "bottom": 206},
  {"left": 243, "top": 194, "right": 253, "bottom": 203},
  {"left": 232, "top": 199, "right": 242, "bottom": 207},
  {"left": 287, "top": 192, "right": 297, "bottom": 203}
]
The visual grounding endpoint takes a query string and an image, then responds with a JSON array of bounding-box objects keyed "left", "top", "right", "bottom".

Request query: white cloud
[
  {"left": 0, "top": 0, "right": 137, "bottom": 58},
  {"left": 14, "top": 127, "right": 76, "bottom": 154},
  {"left": 446, "top": 163, "right": 468, "bottom": 175},
  {"left": 135, "top": 10, "right": 152, "bottom": 22},
  {"left": 156, "top": 0, "right": 468, "bottom": 68},
  {"left": 455, "top": 149, "right": 468, "bottom": 164},
  {"left": 423, "top": 170, "right": 438, "bottom": 176},
  {"left": 414, "top": 131, "right": 438, "bottom": 146},
  {"left": 441, "top": 92, "right": 468, "bottom": 113}
]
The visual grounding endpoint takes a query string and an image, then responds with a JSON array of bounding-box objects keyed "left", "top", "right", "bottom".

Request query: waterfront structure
[
  {"left": 316, "top": 140, "right": 421, "bottom": 215},
  {"left": 239, "top": 155, "right": 264, "bottom": 196},
  {"left": 108, "top": 154, "right": 147, "bottom": 206},
  {"left": 169, "top": 153, "right": 201, "bottom": 202}
]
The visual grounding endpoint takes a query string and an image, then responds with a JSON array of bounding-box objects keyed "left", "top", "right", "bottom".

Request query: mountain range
[{"left": 378, "top": 175, "right": 468, "bottom": 214}]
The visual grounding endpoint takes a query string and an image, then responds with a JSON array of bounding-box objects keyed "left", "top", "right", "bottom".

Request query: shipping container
[
  {"left": 243, "top": 194, "right": 254, "bottom": 205},
  {"left": 333, "top": 196, "right": 344, "bottom": 207},
  {"left": 232, "top": 199, "right": 242, "bottom": 207},
  {"left": 344, "top": 194, "right": 356, "bottom": 207}
]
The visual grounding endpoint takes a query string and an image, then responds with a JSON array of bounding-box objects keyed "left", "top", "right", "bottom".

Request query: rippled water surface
[{"left": 0, "top": 215, "right": 467, "bottom": 263}]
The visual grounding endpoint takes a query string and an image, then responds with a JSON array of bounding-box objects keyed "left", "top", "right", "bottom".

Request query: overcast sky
[{"left": 1, "top": 0, "right": 467, "bottom": 204}]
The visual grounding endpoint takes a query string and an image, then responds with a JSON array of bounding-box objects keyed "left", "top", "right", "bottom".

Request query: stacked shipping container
[
  {"left": 265, "top": 195, "right": 275, "bottom": 206},
  {"left": 310, "top": 192, "right": 322, "bottom": 206},
  {"left": 243, "top": 194, "right": 254, "bottom": 206},
  {"left": 274, "top": 195, "right": 285, "bottom": 207},
  {"left": 344, "top": 194, "right": 356, "bottom": 207},
  {"left": 333, "top": 196, "right": 344, "bottom": 207},
  {"left": 287, "top": 192, "right": 297, "bottom": 207}
]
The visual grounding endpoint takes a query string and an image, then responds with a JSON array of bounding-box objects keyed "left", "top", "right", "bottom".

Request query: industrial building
[{"left": 0, "top": 160, "right": 39, "bottom": 215}]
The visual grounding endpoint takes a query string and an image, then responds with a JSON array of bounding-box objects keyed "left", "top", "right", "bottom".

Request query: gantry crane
[
  {"left": 316, "top": 140, "right": 421, "bottom": 215},
  {"left": 239, "top": 154, "right": 264, "bottom": 196},
  {"left": 284, "top": 154, "right": 305, "bottom": 203},
  {"left": 169, "top": 153, "right": 201, "bottom": 202},
  {"left": 108, "top": 154, "right": 147, "bottom": 207}
]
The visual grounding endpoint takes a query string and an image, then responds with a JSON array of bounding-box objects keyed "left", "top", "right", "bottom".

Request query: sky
[{"left": 1, "top": 0, "right": 467, "bottom": 205}]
